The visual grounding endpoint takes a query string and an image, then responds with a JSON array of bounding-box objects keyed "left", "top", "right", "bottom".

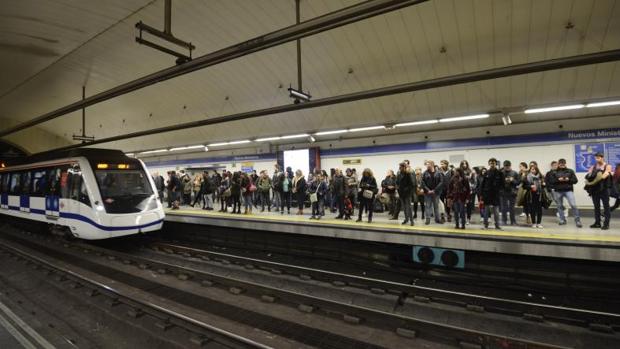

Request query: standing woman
[
  {"left": 413, "top": 167, "right": 425, "bottom": 221},
  {"left": 230, "top": 172, "right": 242, "bottom": 214},
  {"left": 460, "top": 161, "right": 476, "bottom": 225},
  {"left": 241, "top": 172, "right": 253, "bottom": 214},
  {"left": 381, "top": 170, "right": 397, "bottom": 217},
  {"left": 448, "top": 168, "right": 471, "bottom": 229},
  {"left": 219, "top": 172, "right": 230, "bottom": 212},
  {"left": 293, "top": 170, "right": 307, "bottom": 215},
  {"left": 518, "top": 162, "right": 531, "bottom": 224},
  {"left": 524, "top": 164, "right": 544, "bottom": 228},
  {"left": 357, "top": 168, "right": 378, "bottom": 223}
]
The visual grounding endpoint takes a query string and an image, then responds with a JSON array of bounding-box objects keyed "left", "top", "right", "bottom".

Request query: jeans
[
  {"left": 453, "top": 201, "right": 466, "bottom": 227},
  {"left": 554, "top": 191, "right": 580, "bottom": 222},
  {"left": 272, "top": 191, "right": 281, "bottom": 209},
  {"left": 592, "top": 189, "right": 610, "bottom": 226},
  {"left": 312, "top": 197, "right": 324, "bottom": 217},
  {"left": 358, "top": 197, "right": 374, "bottom": 221},
  {"left": 399, "top": 195, "right": 412, "bottom": 222},
  {"left": 483, "top": 203, "right": 500, "bottom": 227},
  {"left": 260, "top": 191, "right": 271, "bottom": 210},
  {"left": 424, "top": 194, "right": 440, "bottom": 223},
  {"left": 243, "top": 194, "right": 252, "bottom": 209},
  {"left": 203, "top": 193, "right": 213, "bottom": 208},
  {"left": 500, "top": 194, "right": 516, "bottom": 224},
  {"left": 530, "top": 192, "right": 543, "bottom": 224},
  {"left": 281, "top": 191, "right": 291, "bottom": 212}
]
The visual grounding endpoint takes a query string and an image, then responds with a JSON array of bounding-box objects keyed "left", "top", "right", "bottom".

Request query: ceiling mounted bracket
[{"left": 135, "top": 0, "right": 195, "bottom": 64}]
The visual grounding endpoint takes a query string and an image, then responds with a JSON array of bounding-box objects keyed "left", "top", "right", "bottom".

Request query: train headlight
[{"left": 96, "top": 205, "right": 105, "bottom": 212}]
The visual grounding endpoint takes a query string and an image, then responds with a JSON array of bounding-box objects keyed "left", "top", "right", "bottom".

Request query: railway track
[
  {"left": 145, "top": 241, "right": 620, "bottom": 332},
  {"left": 0, "top": 228, "right": 586, "bottom": 349}
]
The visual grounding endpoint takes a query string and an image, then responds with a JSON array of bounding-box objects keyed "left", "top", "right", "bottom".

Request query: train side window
[
  {"left": 10, "top": 172, "right": 21, "bottom": 195},
  {"left": 71, "top": 173, "right": 90, "bottom": 207},
  {"left": 31, "top": 170, "right": 47, "bottom": 197},
  {"left": 46, "top": 168, "right": 61, "bottom": 196},
  {"left": 21, "top": 172, "right": 31, "bottom": 195},
  {"left": 0, "top": 174, "right": 7, "bottom": 194}
]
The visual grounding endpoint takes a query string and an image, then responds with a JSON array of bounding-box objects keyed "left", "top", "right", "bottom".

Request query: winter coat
[
  {"left": 480, "top": 168, "right": 503, "bottom": 205},
  {"left": 550, "top": 168, "right": 578, "bottom": 192},
  {"left": 448, "top": 176, "right": 471, "bottom": 203},
  {"left": 421, "top": 170, "right": 443, "bottom": 194}
]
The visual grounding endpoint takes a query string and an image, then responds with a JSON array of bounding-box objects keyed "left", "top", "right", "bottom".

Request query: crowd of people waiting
[{"left": 152, "top": 152, "right": 619, "bottom": 231}]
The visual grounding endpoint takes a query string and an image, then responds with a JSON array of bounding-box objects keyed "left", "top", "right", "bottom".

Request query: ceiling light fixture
[
  {"left": 393, "top": 120, "right": 439, "bottom": 128},
  {"left": 349, "top": 125, "right": 385, "bottom": 132},
  {"left": 524, "top": 104, "right": 584, "bottom": 114},
  {"left": 204, "top": 146, "right": 209, "bottom": 152},
  {"left": 314, "top": 129, "right": 348, "bottom": 136},
  {"left": 208, "top": 142, "right": 228, "bottom": 147},
  {"left": 255, "top": 136, "right": 281, "bottom": 142},
  {"left": 227, "top": 140, "right": 251, "bottom": 145},
  {"left": 309, "top": 136, "right": 316, "bottom": 143},
  {"left": 281, "top": 133, "right": 309, "bottom": 139},
  {"left": 139, "top": 149, "right": 168, "bottom": 155},
  {"left": 288, "top": 87, "right": 312, "bottom": 103},
  {"left": 501, "top": 115, "right": 512, "bottom": 126},
  {"left": 439, "top": 114, "right": 490, "bottom": 123},
  {"left": 586, "top": 100, "right": 620, "bottom": 108}
]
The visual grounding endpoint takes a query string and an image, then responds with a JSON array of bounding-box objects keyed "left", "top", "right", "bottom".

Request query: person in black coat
[
  {"left": 332, "top": 169, "right": 346, "bottom": 219},
  {"left": 230, "top": 171, "right": 241, "bottom": 214},
  {"left": 397, "top": 162, "right": 416, "bottom": 226},
  {"left": 480, "top": 158, "right": 504, "bottom": 229},
  {"left": 357, "top": 168, "right": 378, "bottom": 223},
  {"left": 292, "top": 169, "right": 307, "bottom": 215}
]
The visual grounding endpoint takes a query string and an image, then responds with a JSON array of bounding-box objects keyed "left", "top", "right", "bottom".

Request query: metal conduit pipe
[
  {"left": 0, "top": 0, "right": 429, "bottom": 138},
  {"left": 48, "top": 49, "right": 620, "bottom": 152}
]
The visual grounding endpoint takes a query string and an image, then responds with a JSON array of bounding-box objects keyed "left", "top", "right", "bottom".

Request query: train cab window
[
  {"left": 94, "top": 168, "right": 155, "bottom": 213},
  {"left": 21, "top": 172, "right": 31, "bottom": 195},
  {"left": 31, "top": 170, "right": 47, "bottom": 197},
  {"left": 10, "top": 173, "right": 21, "bottom": 195}
]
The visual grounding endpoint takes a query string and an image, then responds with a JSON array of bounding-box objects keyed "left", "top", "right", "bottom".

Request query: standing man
[
  {"left": 551, "top": 159, "right": 581, "bottom": 227},
  {"left": 586, "top": 152, "right": 613, "bottom": 230},
  {"left": 500, "top": 160, "right": 519, "bottom": 226},
  {"left": 480, "top": 158, "right": 503, "bottom": 230},
  {"left": 345, "top": 168, "right": 358, "bottom": 215},
  {"left": 422, "top": 161, "right": 443, "bottom": 225},
  {"left": 153, "top": 172, "right": 165, "bottom": 203},
  {"left": 396, "top": 162, "right": 415, "bottom": 226},
  {"left": 438, "top": 160, "right": 453, "bottom": 223},
  {"left": 258, "top": 171, "right": 272, "bottom": 212},
  {"left": 271, "top": 165, "right": 282, "bottom": 210}
]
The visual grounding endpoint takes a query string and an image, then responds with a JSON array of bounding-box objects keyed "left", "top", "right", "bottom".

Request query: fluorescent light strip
[
  {"left": 125, "top": 153, "right": 134, "bottom": 157},
  {"left": 228, "top": 140, "right": 251, "bottom": 145},
  {"left": 524, "top": 104, "right": 584, "bottom": 114},
  {"left": 393, "top": 120, "right": 438, "bottom": 127},
  {"left": 586, "top": 100, "right": 620, "bottom": 108},
  {"left": 314, "top": 129, "right": 348, "bottom": 136},
  {"left": 439, "top": 114, "right": 489, "bottom": 123},
  {"left": 281, "top": 133, "right": 309, "bottom": 139},
  {"left": 255, "top": 136, "right": 281, "bottom": 142},
  {"left": 349, "top": 126, "right": 385, "bottom": 132},
  {"left": 208, "top": 142, "right": 228, "bottom": 147},
  {"left": 139, "top": 149, "right": 168, "bottom": 155}
]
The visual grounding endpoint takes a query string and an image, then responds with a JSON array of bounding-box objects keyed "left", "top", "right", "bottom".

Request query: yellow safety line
[{"left": 166, "top": 209, "right": 620, "bottom": 243}]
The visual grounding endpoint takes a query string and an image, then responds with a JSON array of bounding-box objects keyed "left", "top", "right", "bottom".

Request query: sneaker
[
  {"left": 466, "top": 220, "right": 470, "bottom": 225},
  {"left": 537, "top": 224, "right": 543, "bottom": 229},
  {"left": 495, "top": 225, "right": 502, "bottom": 230},
  {"left": 425, "top": 219, "right": 430, "bottom": 225},
  {"left": 558, "top": 220, "right": 567, "bottom": 225},
  {"left": 575, "top": 220, "right": 582, "bottom": 228},
  {"left": 602, "top": 225, "right": 609, "bottom": 230},
  {"left": 532, "top": 224, "right": 537, "bottom": 228},
  {"left": 519, "top": 212, "right": 526, "bottom": 217}
]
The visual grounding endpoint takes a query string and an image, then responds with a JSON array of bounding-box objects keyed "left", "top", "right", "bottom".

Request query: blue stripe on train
[{"left": 1, "top": 207, "right": 163, "bottom": 232}]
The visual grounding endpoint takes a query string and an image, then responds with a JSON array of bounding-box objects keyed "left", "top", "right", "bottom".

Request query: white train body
[{"left": 0, "top": 149, "right": 164, "bottom": 239}]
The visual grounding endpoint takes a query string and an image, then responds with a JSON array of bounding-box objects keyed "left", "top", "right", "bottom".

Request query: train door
[
  {"left": 62, "top": 165, "right": 84, "bottom": 217},
  {"left": 0, "top": 174, "right": 8, "bottom": 210},
  {"left": 20, "top": 172, "right": 31, "bottom": 213},
  {"left": 45, "top": 168, "right": 61, "bottom": 219}
]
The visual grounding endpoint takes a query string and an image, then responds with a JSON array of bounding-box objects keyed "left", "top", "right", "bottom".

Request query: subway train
[{"left": 0, "top": 148, "right": 164, "bottom": 239}]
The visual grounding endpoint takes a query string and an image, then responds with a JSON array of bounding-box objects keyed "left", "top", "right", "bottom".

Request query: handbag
[
  {"left": 310, "top": 192, "right": 318, "bottom": 203},
  {"left": 516, "top": 186, "right": 526, "bottom": 207},
  {"left": 363, "top": 189, "right": 374, "bottom": 199},
  {"left": 541, "top": 189, "right": 552, "bottom": 209},
  {"left": 249, "top": 184, "right": 257, "bottom": 192},
  {"left": 223, "top": 188, "right": 231, "bottom": 198},
  {"left": 379, "top": 192, "right": 390, "bottom": 204}
]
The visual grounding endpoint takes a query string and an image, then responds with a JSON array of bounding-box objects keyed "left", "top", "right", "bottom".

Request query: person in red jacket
[{"left": 448, "top": 168, "right": 471, "bottom": 229}]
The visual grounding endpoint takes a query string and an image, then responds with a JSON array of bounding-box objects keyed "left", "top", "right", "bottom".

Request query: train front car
[
  {"left": 0, "top": 149, "right": 164, "bottom": 240},
  {"left": 83, "top": 154, "right": 164, "bottom": 239}
]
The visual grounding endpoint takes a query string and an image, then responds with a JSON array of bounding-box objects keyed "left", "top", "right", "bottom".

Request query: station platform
[{"left": 164, "top": 207, "right": 620, "bottom": 262}]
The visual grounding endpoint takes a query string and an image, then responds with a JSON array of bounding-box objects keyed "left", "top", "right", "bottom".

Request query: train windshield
[{"left": 95, "top": 169, "right": 156, "bottom": 213}]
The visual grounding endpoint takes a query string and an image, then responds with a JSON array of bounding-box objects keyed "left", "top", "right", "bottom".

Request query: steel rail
[
  {"left": 49, "top": 48, "right": 620, "bottom": 151},
  {"left": 0, "top": 0, "right": 429, "bottom": 138},
  {"left": 0, "top": 241, "right": 272, "bottom": 349},
  {"left": 151, "top": 242, "right": 620, "bottom": 326}
]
